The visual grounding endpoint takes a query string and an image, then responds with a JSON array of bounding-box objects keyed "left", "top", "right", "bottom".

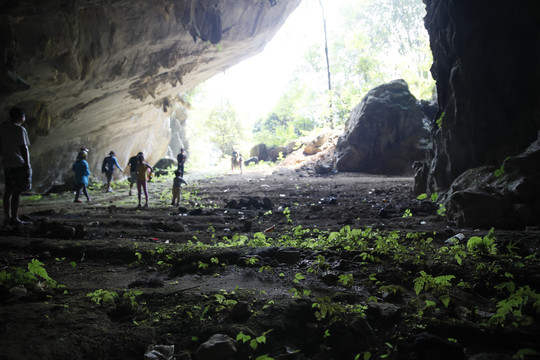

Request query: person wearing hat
[
  {"left": 101, "top": 150, "right": 123, "bottom": 192},
  {"left": 125, "top": 151, "right": 143, "bottom": 196}
]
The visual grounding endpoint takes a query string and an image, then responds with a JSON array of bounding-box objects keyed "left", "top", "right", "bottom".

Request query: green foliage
[
  {"left": 204, "top": 99, "right": 245, "bottom": 156},
  {"left": 312, "top": 296, "right": 367, "bottom": 325},
  {"left": 436, "top": 112, "right": 445, "bottom": 129},
  {"left": 402, "top": 209, "right": 412, "bottom": 218},
  {"left": 23, "top": 194, "right": 42, "bottom": 202},
  {"left": 417, "top": 192, "right": 446, "bottom": 217},
  {"left": 338, "top": 273, "right": 354, "bottom": 289},
  {"left": 236, "top": 329, "right": 273, "bottom": 351},
  {"left": 213, "top": 291, "right": 238, "bottom": 312},
  {"left": 467, "top": 228, "right": 497, "bottom": 255},
  {"left": 413, "top": 271, "right": 455, "bottom": 307},
  {"left": 0, "top": 259, "right": 61, "bottom": 289},
  {"left": 87, "top": 289, "right": 119, "bottom": 306},
  {"left": 494, "top": 157, "right": 511, "bottom": 178},
  {"left": 283, "top": 207, "right": 293, "bottom": 224},
  {"left": 490, "top": 285, "right": 540, "bottom": 327}
]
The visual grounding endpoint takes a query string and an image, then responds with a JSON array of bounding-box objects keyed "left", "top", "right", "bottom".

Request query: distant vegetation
[{"left": 186, "top": 0, "right": 434, "bottom": 168}]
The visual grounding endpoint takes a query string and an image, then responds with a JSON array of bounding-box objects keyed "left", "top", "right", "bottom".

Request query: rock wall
[
  {"left": 422, "top": 0, "right": 540, "bottom": 192},
  {"left": 0, "top": 0, "right": 301, "bottom": 191}
]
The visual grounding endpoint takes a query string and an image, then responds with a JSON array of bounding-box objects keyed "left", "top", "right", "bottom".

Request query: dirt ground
[{"left": 1, "top": 166, "right": 539, "bottom": 360}]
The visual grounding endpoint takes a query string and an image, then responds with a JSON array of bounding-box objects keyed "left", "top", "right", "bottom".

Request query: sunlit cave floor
[{"left": 1, "top": 168, "right": 539, "bottom": 360}]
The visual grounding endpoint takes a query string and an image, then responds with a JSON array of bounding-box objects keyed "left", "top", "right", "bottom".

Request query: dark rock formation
[
  {"left": 445, "top": 137, "right": 540, "bottom": 228},
  {"left": 0, "top": 0, "right": 301, "bottom": 191},
  {"left": 421, "top": 0, "right": 540, "bottom": 228},
  {"left": 334, "top": 79, "right": 429, "bottom": 175},
  {"left": 250, "top": 143, "right": 270, "bottom": 162},
  {"left": 422, "top": 0, "right": 540, "bottom": 191}
]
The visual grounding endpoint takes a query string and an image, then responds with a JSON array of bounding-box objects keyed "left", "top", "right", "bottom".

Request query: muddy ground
[{"left": 1, "top": 166, "right": 539, "bottom": 360}]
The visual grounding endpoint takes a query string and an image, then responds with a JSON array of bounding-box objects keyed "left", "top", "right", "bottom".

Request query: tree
[{"left": 204, "top": 100, "right": 244, "bottom": 156}]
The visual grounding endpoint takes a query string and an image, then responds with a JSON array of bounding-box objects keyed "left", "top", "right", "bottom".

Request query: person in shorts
[
  {"left": 126, "top": 151, "right": 143, "bottom": 196},
  {"left": 0, "top": 107, "right": 32, "bottom": 225},
  {"left": 136, "top": 154, "right": 153, "bottom": 208}
]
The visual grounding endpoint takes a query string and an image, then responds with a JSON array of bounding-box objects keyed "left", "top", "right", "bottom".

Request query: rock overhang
[{"left": 0, "top": 0, "right": 301, "bottom": 191}]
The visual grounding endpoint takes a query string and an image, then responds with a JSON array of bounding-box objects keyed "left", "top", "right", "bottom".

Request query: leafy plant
[
  {"left": 236, "top": 329, "right": 274, "bottom": 351},
  {"left": 293, "top": 272, "right": 305, "bottom": 284},
  {"left": 489, "top": 285, "right": 540, "bottom": 327},
  {"left": 436, "top": 111, "right": 445, "bottom": 129},
  {"left": 87, "top": 289, "right": 119, "bottom": 307},
  {"left": 402, "top": 209, "right": 412, "bottom": 218},
  {"left": 417, "top": 192, "right": 446, "bottom": 216},
  {"left": 338, "top": 273, "right": 354, "bottom": 289},
  {"left": 494, "top": 156, "right": 511, "bottom": 177},
  {"left": 0, "top": 259, "right": 62, "bottom": 290},
  {"left": 244, "top": 256, "right": 260, "bottom": 266},
  {"left": 467, "top": 228, "right": 497, "bottom": 255},
  {"left": 123, "top": 290, "right": 144, "bottom": 310},
  {"left": 283, "top": 207, "right": 292, "bottom": 224},
  {"left": 413, "top": 271, "right": 455, "bottom": 307}
]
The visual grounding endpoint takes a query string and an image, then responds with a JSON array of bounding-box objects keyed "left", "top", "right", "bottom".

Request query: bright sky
[{"left": 198, "top": 0, "right": 338, "bottom": 123}]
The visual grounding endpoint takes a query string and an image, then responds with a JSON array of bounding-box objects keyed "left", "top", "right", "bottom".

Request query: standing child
[
  {"left": 136, "top": 154, "right": 153, "bottom": 208},
  {"left": 72, "top": 151, "right": 91, "bottom": 203},
  {"left": 171, "top": 170, "right": 187, "bottom": 206}
]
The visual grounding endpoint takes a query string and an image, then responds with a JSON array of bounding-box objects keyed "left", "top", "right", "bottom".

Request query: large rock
[
  {"left": 445, "top": 135, "right": 540, "bottom": 229},
  {"left": 250, "top": 143, "right": 269, "bottom": 162},
  {"left": 422, "top": 0, "right": 540, "bottom": 192},
  {"left": 0, "top": 0, "right": 301, "bottom": 191},
  {"left": 334, "top": 79, "right": 428, "bottom": 175}
]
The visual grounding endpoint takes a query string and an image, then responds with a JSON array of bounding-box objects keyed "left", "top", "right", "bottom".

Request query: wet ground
[{"left": 1, "top": 167, "right": 539, "bottom": 359}]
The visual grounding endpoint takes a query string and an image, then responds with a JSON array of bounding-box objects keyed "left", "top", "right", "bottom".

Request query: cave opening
[{"left": 0, "top": 1, "right": 539, "bottom": 359}]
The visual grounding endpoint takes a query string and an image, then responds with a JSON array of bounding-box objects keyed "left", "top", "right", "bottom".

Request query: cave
[{"left": 1, "top": 0, "right": 540, "bottom": 359}]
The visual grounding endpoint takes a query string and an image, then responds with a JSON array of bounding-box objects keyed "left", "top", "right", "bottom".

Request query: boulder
[
  {"left": 250, "top": 144, "right": 269, "bottom": 162},
  {"left": 334, "top": 79, "right": 428, "bottom": 175},
  {"left": 196, "top": 334, "right": 237, "bottom": 360},
  {"left": 445, "top": 136, "right": 540, "bottom": 229},
  {"left": 244, "top": 157, "right": 258, "bottom": 166}
]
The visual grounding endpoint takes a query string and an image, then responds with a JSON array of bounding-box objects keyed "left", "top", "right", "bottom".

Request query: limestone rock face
[
  {"left": 422, "top": 0, "right": 540, "bottom": 191},
  {"left": 0, "top": 0, "right": 301, "bottom": 190},
  {"left": 334, "top": 79, "right": 428, "bottom": 175},
  {"left": 421, "top": 0, "right": 540, "bottom": 228}
]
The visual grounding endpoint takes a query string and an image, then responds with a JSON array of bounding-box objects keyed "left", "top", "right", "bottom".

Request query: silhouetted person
[
  {"left": 177, "top": 148, "right": 187, "bottom": 177},
  {"left": 171, "top": 170, "right": 187, "bottom": 206},
  {"left": 0, "top": 107, "right": 31, "bottom": 225},
  {"left": 126, "top": 151, "right": 143, "bottom": 196},
  {"left": 136, "top": 154, "right": 153, "bottom": 208}
]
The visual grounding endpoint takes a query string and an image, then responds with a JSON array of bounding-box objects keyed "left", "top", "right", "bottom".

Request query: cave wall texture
[
  {"left": 0, "top": 0, "right": 301, "bottom": 191},
  {"left": 423, "top": 0, "right": 540, "bottom": 192}
]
